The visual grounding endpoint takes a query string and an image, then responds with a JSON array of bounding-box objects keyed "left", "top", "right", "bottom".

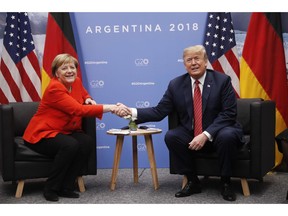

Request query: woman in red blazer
[{"left": 23, "top": 53, "right": 129, "bottom": 202}]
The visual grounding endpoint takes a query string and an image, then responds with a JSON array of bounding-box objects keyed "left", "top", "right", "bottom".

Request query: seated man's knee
[
  {"left": 217, "top": 127, "right": 237, "bottom": 141},
  {"left": 165, "top": 129, "right": 183, "bottom": 148},
  {"left": 215, "top": 128, "right": 240, "bottom": 149},
  {"left": 165, "top": 130, "right": 174, "bottom": 147}
]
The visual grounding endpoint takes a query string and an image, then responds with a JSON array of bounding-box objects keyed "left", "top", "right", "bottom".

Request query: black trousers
[
  {"left": 275, "top": 129, "right": 288, "bottom": 166},
  {"left": 165, "top": 125, "right": 243, "bottom": 177},
  {"left": 24, "top": 132, "right": 93, "bottom": 192}
]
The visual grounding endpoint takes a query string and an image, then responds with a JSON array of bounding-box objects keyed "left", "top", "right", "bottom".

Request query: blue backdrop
[{"left": 71, "top": 12, "right": 207, "bottom": 169}]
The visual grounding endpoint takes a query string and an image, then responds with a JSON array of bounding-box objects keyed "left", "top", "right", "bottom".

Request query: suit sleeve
[
  {"left": 136, "top": 81, "right": 175, "bottom": 124},
  {"left": 205, "top": 76, "right": 238, "bottom": 137}
]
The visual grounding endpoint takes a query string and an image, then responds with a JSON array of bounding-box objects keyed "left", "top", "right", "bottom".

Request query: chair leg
[
  {"left": 15, "top": 180, "right": 24, "bottom": 198},
  {"left": 77, "top": 176, "right": 85, "bottom": 192},
  {"left": 204, "top": 175, "right": 209, "bottom": 180},
  {"left": 240, "top": 178, "right": 250, "bottom": 196},
  {"left": 182, "top": 175, "right": 188, "bottom": 189}
]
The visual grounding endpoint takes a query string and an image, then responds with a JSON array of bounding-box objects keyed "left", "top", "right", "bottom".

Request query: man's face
[{"left": 183, "top": 50, "right": 207, "bottom": 79}]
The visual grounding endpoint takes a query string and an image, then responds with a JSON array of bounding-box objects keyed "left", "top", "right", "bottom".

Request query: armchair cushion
[{"left": 14, "top": 137, "right": 52, "bottom": 161}]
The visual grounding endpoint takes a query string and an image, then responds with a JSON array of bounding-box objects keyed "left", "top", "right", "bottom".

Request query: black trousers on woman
[{"left": 24, "top": 132, "right": 93, "bottom": 192}]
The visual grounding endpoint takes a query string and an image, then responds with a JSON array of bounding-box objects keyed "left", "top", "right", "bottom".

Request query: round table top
[{"left": 106, "top": 128, "right": 162, "bottom": 136}]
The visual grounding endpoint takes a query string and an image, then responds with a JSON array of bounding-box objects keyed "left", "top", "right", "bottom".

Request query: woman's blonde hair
[{"left": 51, "top": 53, "right": 78, "bottom": 77}]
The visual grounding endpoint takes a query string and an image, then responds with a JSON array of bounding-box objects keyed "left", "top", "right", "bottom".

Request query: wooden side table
[{"left": 106, "top": 128, "right": 162, "bottom": 191}]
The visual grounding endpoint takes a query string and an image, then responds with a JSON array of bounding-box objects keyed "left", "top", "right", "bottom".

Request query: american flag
[
  {"left": 203, "top": 12, "right": 240, "bottom": 97},
  {"left": 0, "top": 12, "right": 41, "bottom": 104}
]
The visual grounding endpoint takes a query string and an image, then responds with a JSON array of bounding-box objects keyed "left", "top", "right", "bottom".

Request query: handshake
[{"left": 110, "top": 103, "right": 132, "bottom": 118}]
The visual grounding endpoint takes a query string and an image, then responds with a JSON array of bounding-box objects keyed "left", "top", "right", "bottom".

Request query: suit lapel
[
  {"left": 183, "top": 74, "right": 193, "bottom": 120},
  {"left": 202, "top": 71, "right": 213, "bottom": 113}
]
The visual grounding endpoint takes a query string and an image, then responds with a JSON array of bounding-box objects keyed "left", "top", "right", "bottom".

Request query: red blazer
[{"left": 23, "top": 77, "right": 103, "bottom": 144}]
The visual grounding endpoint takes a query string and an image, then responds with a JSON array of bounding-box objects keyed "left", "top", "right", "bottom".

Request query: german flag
[
  {"left": 41, "top": 12, "right": 82, "bottom": 94},
  {"left": 240, "top": 13, "right": 288, "bottom": 166}
]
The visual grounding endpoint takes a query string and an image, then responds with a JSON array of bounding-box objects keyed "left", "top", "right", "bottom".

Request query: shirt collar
[{"left": 190, "top": 71, "right": 207, "bottom": 85}]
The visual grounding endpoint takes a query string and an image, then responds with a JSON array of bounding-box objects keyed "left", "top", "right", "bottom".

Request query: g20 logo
[
  {"left": 96, "top": 122, "right": 106, "bottom": 130},
  {"left": 137, "top": 143, "right": 146, "bottom": 151},
  {"left": 136, "top": 101, "right": 150, "bottom": 108},
  {"left": 90, "top": 80, "right": 104, "bottom": 88},
  {"left": 135, "top": 58, "right": 149, "bottom": 66}
]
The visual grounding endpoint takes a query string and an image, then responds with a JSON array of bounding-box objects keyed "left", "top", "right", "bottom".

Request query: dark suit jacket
[{"left": 136, "top": 69, "right": 241, "bottom": 137}]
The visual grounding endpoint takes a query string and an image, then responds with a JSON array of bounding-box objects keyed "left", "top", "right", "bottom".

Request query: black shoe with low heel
[
  {"left": 58, "top": 190, "right": 80, "bottom": 198},
  {"left": 43, "top": 190, "right": 59, "bottom": 202},
  {"left": 175, "top": 181, "right": 202, "bottom": 198},
  {"left": 221, "top": 183, "right": 236, "bottom": 201}
]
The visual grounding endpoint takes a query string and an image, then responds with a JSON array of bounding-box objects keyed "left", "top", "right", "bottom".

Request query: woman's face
[{"left": 55, "top": 62, "right": 77, "bottom": 88}]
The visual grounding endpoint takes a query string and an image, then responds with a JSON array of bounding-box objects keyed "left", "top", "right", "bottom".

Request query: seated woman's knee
[{"left": 61, "top": 138, "right": 80, "bottom": 154}]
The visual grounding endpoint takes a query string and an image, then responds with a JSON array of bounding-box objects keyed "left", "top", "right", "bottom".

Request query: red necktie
[{"left": 193, "top": 80, "right": 202, "bottom": 136}]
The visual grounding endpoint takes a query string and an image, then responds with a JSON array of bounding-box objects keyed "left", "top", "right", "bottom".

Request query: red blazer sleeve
[
  {"left": 23, "top": 78, "right": 104, "bottom": 143},
  {"left": 43, "top": 78, "right": 103, "bottom": 118}
]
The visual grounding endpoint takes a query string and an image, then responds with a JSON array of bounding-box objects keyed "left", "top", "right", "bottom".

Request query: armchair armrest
[
  {"left": 82, "top": 117, "right": 96, "bottom": 140},
  {"left": 0, "top": 104, "right": 16, "bottom": 181},
  {"left": 250, "top": 100, "right": 275, "bottom": 177},
  {"left": 81, "top": 117, "right": 97, "bottom": 175}
]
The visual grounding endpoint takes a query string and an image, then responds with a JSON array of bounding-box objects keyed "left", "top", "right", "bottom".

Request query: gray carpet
[{"left": 0, "top": 168, "right": 288, "bottom": 204}]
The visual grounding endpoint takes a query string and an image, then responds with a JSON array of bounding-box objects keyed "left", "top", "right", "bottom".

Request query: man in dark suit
[{"left": 127, "top": 45, "right": 244, "bottom": 201}]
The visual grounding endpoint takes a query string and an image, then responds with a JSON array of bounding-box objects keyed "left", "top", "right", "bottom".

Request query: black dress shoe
[
  {"left": 221, "top": 183, "right": 236, "bottom": 201},
  {"left": 43, "top": 190, "right": 59, "bottom": 202},
  {"left": 286, "top": 190, "right": 288, "bottom": 200},
  {"left": 58, "top": 190, "right": 80, "bottom": 198},
  {"left": 175, "top": 181, "right": 202, "bottom": 198}
]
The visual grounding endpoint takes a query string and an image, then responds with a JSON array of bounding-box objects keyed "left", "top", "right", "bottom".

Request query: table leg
[
  {"left": 144, "top": 134, "right": 159, "bottom": 190},
  {"left": 110, "top": 135, "right": 124, "bottom": 190},
  {"left": 132, "top": 136, "right": 138, "bottom": 183}
]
